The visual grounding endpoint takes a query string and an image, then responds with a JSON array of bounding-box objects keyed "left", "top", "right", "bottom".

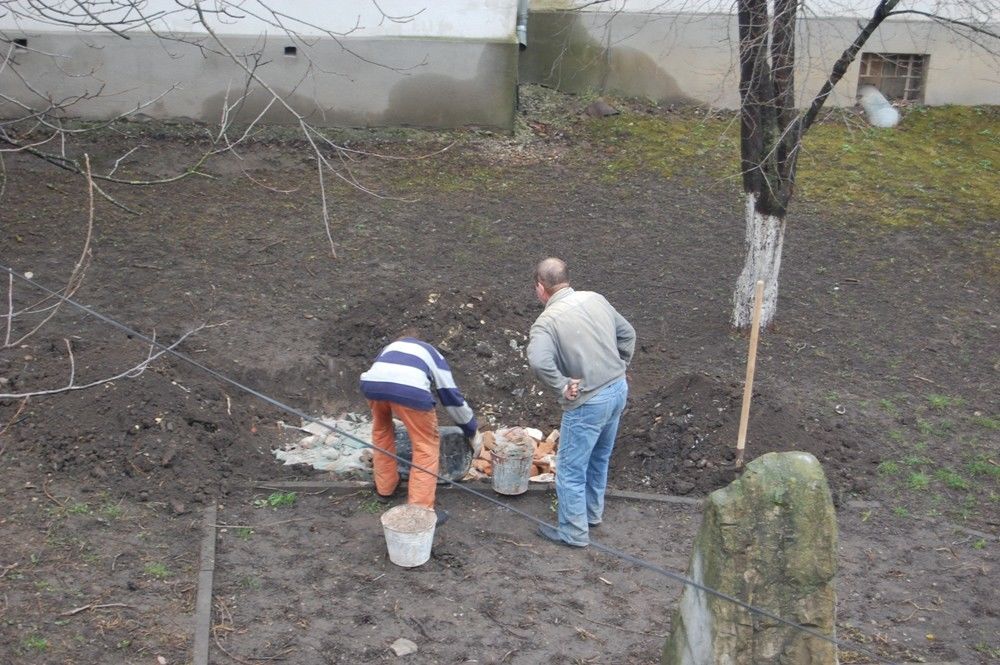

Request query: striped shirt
[{"left": 359, "top": 338, "right": 478, "bottom": 437}]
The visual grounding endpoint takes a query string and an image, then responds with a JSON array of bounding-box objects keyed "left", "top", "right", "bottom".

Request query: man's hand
[{"left": 563, "top": 379, "right": 581, "bottom": 401}]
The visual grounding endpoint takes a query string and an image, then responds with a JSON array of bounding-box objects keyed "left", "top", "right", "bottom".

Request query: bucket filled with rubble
[
  {"left": 470, "top": 427, "right": 559, "bottom": 494},
  {"left": 275, "top": 416, "right": 560, "bottom": 493},
  {"left": 490, "top": 428, "right": 535, "bottom": 495},
  {"left": 381, "top": 504, "right": 436, "bottom": 568}
]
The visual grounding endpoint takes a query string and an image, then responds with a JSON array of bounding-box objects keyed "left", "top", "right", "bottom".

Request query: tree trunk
[
  {"left": 729, "top": 0, "right": 934, "bottom": 331},
  {"left": 732, "top": 192, "right": 786, "bottom": 329}
]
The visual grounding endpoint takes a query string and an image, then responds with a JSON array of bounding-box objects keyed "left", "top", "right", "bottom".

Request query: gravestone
[{"left": 663, "top": 451, "right": 838, "bottom": 665}]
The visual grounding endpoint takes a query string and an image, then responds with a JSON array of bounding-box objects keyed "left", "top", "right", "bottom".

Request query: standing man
[
  {"left": 528, "top": 258, "right": 635, "bottom": 547},
  {"left": 360, "top": 332, "right": 479, "bottom": 526}
]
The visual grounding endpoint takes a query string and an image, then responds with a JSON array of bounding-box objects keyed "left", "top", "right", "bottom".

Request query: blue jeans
[{"left": 555, "top": 378, "right": 628, "bottom": 545}]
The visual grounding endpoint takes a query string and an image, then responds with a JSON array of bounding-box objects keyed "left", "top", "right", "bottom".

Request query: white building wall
[
  {"left": 2, "top": 1, "right": 994, "bottom": 130},
  {"left": 0, "top": 1, "right": 521, "bottom": 129},
  {"left": 522, "top": 2, "right": 1000, "bottom": 107},
  {"left": 2, "top": 0, "right": 517, "bottom": 40}
]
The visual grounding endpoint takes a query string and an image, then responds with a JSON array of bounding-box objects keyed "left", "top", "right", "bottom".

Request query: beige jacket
[{"left": 527, "top": 287, "right": 635, "bottom": 410}]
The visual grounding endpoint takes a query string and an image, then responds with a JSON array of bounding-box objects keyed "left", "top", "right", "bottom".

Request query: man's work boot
[{"left": 374, "top": 485, "right": 402, "bottom": 505}]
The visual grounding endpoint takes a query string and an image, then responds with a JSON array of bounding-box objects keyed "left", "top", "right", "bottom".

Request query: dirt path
[{"left": 2, "top": 479, "right": 994, "bottom": 663}]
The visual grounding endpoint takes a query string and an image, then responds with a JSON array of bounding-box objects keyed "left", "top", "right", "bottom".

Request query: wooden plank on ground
[
  {"left": 192, "top": 502, "right": 217, "bottom": 665},
  {"left": 606, "top": 489, "right": 704, "bottom": 507},
  {"left": 251, "top": 480, "right": 708, "bottom": 505}
]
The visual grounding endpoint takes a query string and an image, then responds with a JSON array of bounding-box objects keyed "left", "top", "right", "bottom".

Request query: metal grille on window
[{"left": 858, "top": 53, "right": 928, "bottom": 103}]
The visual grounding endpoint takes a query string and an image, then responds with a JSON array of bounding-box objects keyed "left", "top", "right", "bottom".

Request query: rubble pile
[{"left": 468, "top": 426, "right": 559, "bottom": 483}]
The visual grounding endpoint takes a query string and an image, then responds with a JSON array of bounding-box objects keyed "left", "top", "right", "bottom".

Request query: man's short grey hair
[{"left": 535, "top": 257, "right": 569, "bottom": 291}]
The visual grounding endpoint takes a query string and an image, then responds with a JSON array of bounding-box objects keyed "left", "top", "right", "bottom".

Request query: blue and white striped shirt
[{"left": 360, "top": 338, "right": 478, "bottom": 438}]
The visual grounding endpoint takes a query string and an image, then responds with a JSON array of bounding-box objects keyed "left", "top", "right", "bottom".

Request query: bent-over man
[
  {"left": 527, "top": 257, "right": 636, "bottom": 546},
  {"left": 360, "top": 333, "right": 478, "bottom": 526}
]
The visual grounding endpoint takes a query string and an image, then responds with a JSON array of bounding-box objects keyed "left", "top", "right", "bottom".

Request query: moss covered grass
[
  {"left": 873, "top": 399, "right": 1000, "bottom": 524},
  {"left": 798, "top": 106, "right": 999, "bottom": 226},
  {"left": 389, "top": 161, "right": 512, "bottom": 194},
  {"left": 585, "top": 113, "right": 739, "bottom": 183},
  {"left": 584, "top": 105, "right": 999, "bottom": 227}
]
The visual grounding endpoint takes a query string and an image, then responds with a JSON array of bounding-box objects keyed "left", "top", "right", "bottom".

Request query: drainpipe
[{"left": 516, "top": 0, "right": 529, "bottom": 50}]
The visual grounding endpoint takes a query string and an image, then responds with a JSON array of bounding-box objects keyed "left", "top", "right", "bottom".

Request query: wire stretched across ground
[{"left": 0, "top": 263, "right": 899, "bottom": 665}]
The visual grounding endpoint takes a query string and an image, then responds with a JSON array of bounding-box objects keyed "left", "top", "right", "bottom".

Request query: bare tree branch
[
  {"left": 0, "top": 397, "right": 29, "bottom": 438},
  {"left": 886, "top": 9, "right": 1000, "bottom": 40},
  {"left": 3, "top": 153, "right": 95, "bottom": 348},
  {"left": 797, "top": 0, "right": 902, "bottom": 135},
  {"left": 3, "top": 271, "right": 12, "bottom": 347},
  {"left": 0, "top": 327, "right": 203, "bottom": 399},
  {"left": 372, "top": 0, "right": 426, "bottom": 25}
]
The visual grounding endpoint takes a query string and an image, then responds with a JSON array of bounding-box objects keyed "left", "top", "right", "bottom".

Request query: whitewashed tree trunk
[{"left": 732, "top": 193, "right": 786, "bottom": 329}]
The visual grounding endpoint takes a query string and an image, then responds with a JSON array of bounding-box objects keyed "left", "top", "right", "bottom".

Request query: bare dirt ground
[{"left": 0, "top": 92, "right": 997, "bottom": 663}]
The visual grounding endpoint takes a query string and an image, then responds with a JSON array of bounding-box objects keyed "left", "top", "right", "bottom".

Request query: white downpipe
[
  {"left": 516, "top": 0, "right": 529, "bottom": 50},
  {"left": 732, "top": 192, "right": 785, "bottom": 329}
]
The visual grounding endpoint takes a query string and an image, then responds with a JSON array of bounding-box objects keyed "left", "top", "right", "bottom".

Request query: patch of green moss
[
  {"left": 583, "top": 105, "right": 999, "bottom": 227},
  {"left": 389, "top": 161, "right": 513, "bottom": 195},
  {"left": 584, "top": 113, "right": 739, "bottom": 184},
  {"left": 798, "top": 106, "right": 1000, "bottom": 226}
]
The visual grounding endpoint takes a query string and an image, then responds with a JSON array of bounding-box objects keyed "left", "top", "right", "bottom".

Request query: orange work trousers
[{"left": 368, "top": 400, "right": 440, "bottom": 509}]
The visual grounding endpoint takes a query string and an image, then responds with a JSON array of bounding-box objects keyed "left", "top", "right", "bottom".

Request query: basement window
[
  {"left": 858, "top": 53, "right": 928, "bottom": 103},
  {"left": 284, "top": 45, "right": 297, "bottom": 57}
]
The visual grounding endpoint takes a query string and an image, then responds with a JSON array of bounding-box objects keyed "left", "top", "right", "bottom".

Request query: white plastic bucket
[{"left": 380, "top": 504, "right": 436, "bottom": 568}]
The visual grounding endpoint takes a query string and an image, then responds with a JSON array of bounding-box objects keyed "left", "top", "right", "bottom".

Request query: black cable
[{"left": 0, "top": 263, "right": 898, "bottom": 664}]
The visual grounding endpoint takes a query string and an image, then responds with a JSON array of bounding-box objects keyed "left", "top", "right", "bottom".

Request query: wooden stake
[{"left": 735, "top": 280, "right": 765, "bottom": 468}]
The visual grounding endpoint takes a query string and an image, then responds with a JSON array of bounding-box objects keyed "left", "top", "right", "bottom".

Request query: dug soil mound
[
  {"left": 320, "top": 288, "right": 877, "bottom": 500},
  {"left": 321, "top": 285, "right": 558, "bottom": 426},
  {"left": 611, "top": 373, "right": 880, "bottom": 499},
  {"left": 1, "top": 334, "right": 306, "bottom": 508},
  {"left": 4, "top": 285, "right": 876, "bottom": 509}
]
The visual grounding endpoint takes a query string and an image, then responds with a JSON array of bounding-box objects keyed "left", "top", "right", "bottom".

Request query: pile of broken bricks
[{"left": 465, "top": 426, "right": 559, "bottom": 483}]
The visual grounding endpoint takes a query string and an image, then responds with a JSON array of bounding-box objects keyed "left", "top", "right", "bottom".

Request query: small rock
[
  {"left": 584, "top": 98, "right": 619, "bottom": 117},
  {"left": 132, "top": 456, "right": 154, "bottom": 473},
  {"left": 390, "top": 637, "right": 418, "bottom": 656},
  {"left": 170, "top": 500, "right": 188, "bottom": 515},
  {"left": 523, "top": 427, "right": 544, "bottom": 441},
  {"left": 675, "top": 480, "right": 695, "bottom": 495},
  {"left": 475, "top": 341, "right": 493, "bottom": 358}
]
